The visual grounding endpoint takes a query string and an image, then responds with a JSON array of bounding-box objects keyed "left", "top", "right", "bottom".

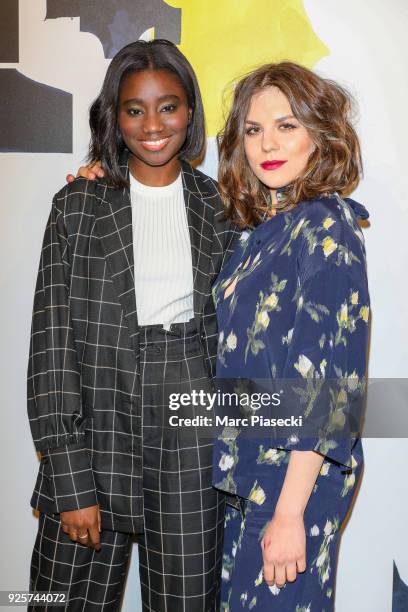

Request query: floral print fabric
[{"left": 212, "top": 195, "right": 370, "bottom": 610}]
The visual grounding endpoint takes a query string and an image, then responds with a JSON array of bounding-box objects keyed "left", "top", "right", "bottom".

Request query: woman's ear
[{"left": 188, "top": 109, "right": 193, "bottom": 124}]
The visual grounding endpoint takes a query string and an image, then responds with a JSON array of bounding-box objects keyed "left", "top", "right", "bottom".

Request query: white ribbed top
[{"left": 130, "top": 172, "right": 194, "bottom": 330}]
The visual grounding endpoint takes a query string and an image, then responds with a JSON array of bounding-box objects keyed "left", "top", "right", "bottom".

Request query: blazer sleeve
[
  {"left": 201, "top": 196, "right": 240, "bottom": 378},
  {"left": 27, "top": 195, "right": 97, "bottom": 512}
]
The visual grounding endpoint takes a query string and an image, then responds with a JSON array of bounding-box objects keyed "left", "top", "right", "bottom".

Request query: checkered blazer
[{"left": 27, "top": 153, "right": 238, "bottom": 532}]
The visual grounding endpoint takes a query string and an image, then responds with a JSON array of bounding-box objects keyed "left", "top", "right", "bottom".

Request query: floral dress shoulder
[{"left": 212, "top": 194, "right": 370, "bottom": 611}]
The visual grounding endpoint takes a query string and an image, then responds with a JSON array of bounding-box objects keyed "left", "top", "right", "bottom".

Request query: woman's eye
[
  {"left": 161, "top": 104, "right": 177, "bottom": 113},
  {"left": 245, "top": 126, "right": 260, "bottom": 136},
  {"left": 279, "top": 122, "right": 297, "bottom": 130},
  {"left": 128, "top": 108, "right": 142, "bottom": 117}
]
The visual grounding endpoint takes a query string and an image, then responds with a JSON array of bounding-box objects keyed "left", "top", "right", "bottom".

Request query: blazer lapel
[
  {"left": 181, "top": 161, "right": 215, "bottom": 329},
  {"left": 93, "top": 156, "right": 139, "bottom": 357},
  {"left": 93, "top": 157, "right": 214, "bottom": 348}
]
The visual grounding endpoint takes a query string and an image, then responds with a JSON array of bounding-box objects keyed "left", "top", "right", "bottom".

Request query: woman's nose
[
  {"left": 261, "top": 129, "right": 279, "bottom": 153},
  {"left": 143, "top": 111, "right": 163, "bottom": 134}
]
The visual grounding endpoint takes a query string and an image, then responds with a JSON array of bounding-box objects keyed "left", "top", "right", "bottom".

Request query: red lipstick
[{"left": 260, "top": 160, "right": 287, "bottom": 170}]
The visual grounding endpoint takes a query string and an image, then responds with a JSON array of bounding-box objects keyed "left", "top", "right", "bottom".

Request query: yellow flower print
[
  {"left": 218, "top": 330, "right": 239, "bottom": 367},
  {"left": 360, "top": 305, "right": 370, "bottom": 322},
  {"left": 292, "top": 217, "right": 306, "bottom": 238},
  {"left": 226, "top": 331, "right": 237, "bottom": 350},
  {"left": 263, "top": 448, "right": 278, "bottom": 461},
  {"left": 337, "top": 388, "right": 348, "bottom": 405},
  {"left": 264, "top": 292, "right": 279, "bottom": 309},
  {"left": 254, "top": 569, "right": 263, "bottom": 586},
  {"left": 257, "top": 445, "right": 287, "bottom": 466},
  {"left": 351, "top": 291, "right": 359, "bottom": 305},
  {"left": 320, "top": 462, "right": 330, "bottom": 476},
  {"left": 339, "top": 302, "right": 348, "bottom": 326},
  {"left": 257, "top": 311, "right": 270, "bottom": 330},
  {"left": 294, "top": 354, "right": 314, "bottom": 378},
  {"left": 322, "top": 236, "right": 338, "bottom": 257},
  {"left": 341, "top": 455, "right": 359, "bottom": 497},
  {"left": 323, "top": 216, "right": 335, "bottom": 230},
  {"left": 347, "top": 370, "right": 359, "bottom": 391},
  {"left": 248, "top": 483, "right": 266, "bottom": 505},
  {"left": 245, "top": 273, "right": 286, "bottom": 361},
  {"left": 322, "top": 567, "right": 330, "bottom": 584},
  {"left": 345, "top": 472, "right": 356, "bottom": 488},
  {"left": 316, "top": 549, "right": 328, "bottom": 568}
]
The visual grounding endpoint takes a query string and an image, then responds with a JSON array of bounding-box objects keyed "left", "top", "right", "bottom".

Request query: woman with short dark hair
[
  {"left": 212, "top": 62, "right": 369, "bottom": 610},
  {"left": 27, "top": 39, "right": 236, "bottom": 611}
]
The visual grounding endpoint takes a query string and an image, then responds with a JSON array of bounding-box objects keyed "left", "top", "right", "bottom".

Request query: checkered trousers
[
  {"left": 29, "top": 512, "right": 131, "bottom": 612},
  {"left": 138, "top": 321, "right": 225, "bottom": 612},
  {"left": 29, "top": 321, "right": 225, "bottom": 612}
]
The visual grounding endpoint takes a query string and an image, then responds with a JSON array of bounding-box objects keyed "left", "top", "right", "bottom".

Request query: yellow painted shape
[{"left": 166, "top": 0, "right": 329, "bottom": 135}]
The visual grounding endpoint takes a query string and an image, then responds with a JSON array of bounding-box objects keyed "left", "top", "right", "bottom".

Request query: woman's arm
[
  {"left": 262, "top": 450, "right": 325, "bottom": 587},
  {"left": 28, "top": 189, "right": 101, "bottom": 549}
]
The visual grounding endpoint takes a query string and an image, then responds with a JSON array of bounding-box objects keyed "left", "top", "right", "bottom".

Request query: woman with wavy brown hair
[{"left": 212, "top": 62, "right": 370, "bottom": 610}]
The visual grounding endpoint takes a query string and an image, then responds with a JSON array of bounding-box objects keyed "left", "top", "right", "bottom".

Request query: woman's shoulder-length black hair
[{"left": 88, "top": 39, "right": 206, "bottom": 188}]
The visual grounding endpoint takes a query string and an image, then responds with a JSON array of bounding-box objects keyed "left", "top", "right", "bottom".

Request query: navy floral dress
[{"left": 211, "top": 194, "right": 370, "bottom": 611}]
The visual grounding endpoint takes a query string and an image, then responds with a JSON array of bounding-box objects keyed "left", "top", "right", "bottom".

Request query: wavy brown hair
[{"left": 218, "top": 62, "right": 362, "bottom": 228}]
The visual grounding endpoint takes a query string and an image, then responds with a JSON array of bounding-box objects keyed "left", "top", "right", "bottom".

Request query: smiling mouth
[{"left": 141, "top": 137, "right": 171, "bottom": 152}]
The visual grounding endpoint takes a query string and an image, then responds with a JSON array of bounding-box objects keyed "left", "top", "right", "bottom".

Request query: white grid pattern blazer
[{"left": 27, "top": 153, "right": 238, "bottom": 532}]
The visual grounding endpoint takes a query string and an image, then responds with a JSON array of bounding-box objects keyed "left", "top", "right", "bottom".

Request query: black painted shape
[
  {"left": 46, "top": 0, "right": 81, "bottom": 19},
  {"left": 79, "top": 0, "right": 181, "bottom": 58},
  {"left": 393, "top": 561, "right": 408, "bottom": 612},
  {"left": 0, "top": 69, "right": 72, "bottom": 153},
  {"left": 0, "top": 0, "right": 19, "bottom": 62}
]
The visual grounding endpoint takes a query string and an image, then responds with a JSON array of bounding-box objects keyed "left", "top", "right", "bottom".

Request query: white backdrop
[{"left": 0, "top": 1, "right": 407, "bottom": 610}]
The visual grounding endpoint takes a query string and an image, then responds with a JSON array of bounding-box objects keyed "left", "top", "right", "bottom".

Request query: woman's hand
[
  {"left": 261, "top": 509, "right": 306, "bottom": 588},
  {"left": 66, "top": 161, "right": 104, "bottom": 183},
  {"left": 60, "top": 504, "right": 102, "bottom": 550},
  {"left": 260, "top": 449, "right": 323, "bottom": 588}
]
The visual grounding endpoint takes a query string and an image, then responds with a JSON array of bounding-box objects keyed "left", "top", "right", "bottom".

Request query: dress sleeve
[
  {"left": 27, "top": 196, "right": 97, "bottom": 512},
  {"left": 280, "top": 256, "right": 370, "bottom": 468}
]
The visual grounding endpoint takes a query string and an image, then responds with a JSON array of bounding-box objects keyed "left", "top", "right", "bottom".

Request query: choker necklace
[
  {"left": 262, "top": 186, "right": 289, "bottom": 221},
  {"left": 276, "top": 186, "right": 289, "bottom": 203}
]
